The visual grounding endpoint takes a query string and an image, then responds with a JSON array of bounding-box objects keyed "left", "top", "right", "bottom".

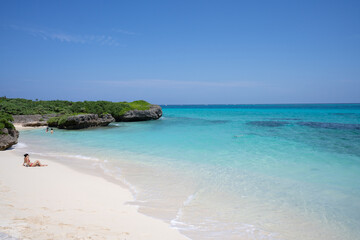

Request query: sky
[{"left": 0, "top": 0, "right": 359, "bottom": 104}]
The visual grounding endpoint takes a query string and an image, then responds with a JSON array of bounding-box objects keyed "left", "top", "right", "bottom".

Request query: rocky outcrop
[
  {"left": 12, "top": 114, "right": 58, "bottom": 123},
  {"left": 115, "top": 105, "right": 163, "bottom": 122},
  {"left": 56, "top": 114, "right": 115, "bottom": 129},
  {"left": 13, "top": 114, "right": 63, "bottom": 127},
  {"left": 0, "top": 128, "right": 19, "bottom": 150},
  {"left": 22, "top": 122, "right": 48, "bottom": 127},
  {"left": 13, "top": 113, "right": 60, "bottom": 124}
]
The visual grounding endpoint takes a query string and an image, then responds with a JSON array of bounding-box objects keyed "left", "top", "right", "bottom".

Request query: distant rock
[
  {"left": 115, "top": 105, "right": 163, "bottom": 122},
  {"left": 12, "top": 114, "right": 58, "bottom": 123},
  {"left": 57, "top": 114, "right": 115, "bottom": 130},
  {"left": 22, "top": 122, "right": 48, "bottom": 127},
  {"left": 0, "top": 128, "right": 19, "bottom": 150}
]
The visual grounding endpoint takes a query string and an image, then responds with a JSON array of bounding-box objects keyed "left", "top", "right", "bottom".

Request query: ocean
[{"left": 14, "top": 104, "right": 360, "bottom": 240}]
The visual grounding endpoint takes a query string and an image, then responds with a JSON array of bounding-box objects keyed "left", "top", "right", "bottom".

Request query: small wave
[
  {"left": 239, "top": 223, "right": 282, "bottom": 240},
  {"left": 94, "top": 162, "right": 113, "bottom": 176},
  {"left": 170, "top": 193, "right": 282, "bottom": 239},
  {"left": 116, "top": 175, "right": 138, "bottom": 199},
  {"left": 171, "top": 193, "right": 197, "bottom": 228},
  {"left": 67, "top": 154, "right": 99, "bottom": 161},
  {"left": 26, "top": 151, "right": 47, "bottom": 156},
  {"left": 24, "top": 151, "right": 99, "bottom": 162},
  {"left": 111, "top": 167, "right": 138, "bottom": 199},
  {"left": 14, "top": 142, "right": 28, "bottom": 149},
  {"left": 183, "top": 193, "right": 196, "bottom": 206}
]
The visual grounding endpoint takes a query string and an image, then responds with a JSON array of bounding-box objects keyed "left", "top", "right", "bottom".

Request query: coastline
[
  {"left": 13, "top": 123, "right": 46, "bottom": 131},
  {"left": 0, "top": 147, "right": 187, "bottom": 239}
]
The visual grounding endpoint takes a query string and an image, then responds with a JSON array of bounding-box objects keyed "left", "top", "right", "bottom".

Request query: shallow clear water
[{"left": 15, "top": 104, "right": 360, "bottom": 240}]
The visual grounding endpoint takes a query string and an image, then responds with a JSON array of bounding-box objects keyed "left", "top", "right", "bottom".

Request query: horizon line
[
  {"left": 159, "top": 102, "right": 360, "bottom": 105},
  {"left": 1, "top": 97, "right": 359, "bottom": 105}
]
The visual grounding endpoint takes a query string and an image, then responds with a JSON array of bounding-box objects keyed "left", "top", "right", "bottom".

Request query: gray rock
[
  {"left": 0, "top": 128, "right": 19, "bottom": 150},
  {"left": 58, "top": 114, "right": 115, "bottom": 129},
  {"left": 22, "top": 121, "right": 48, "bottom": 127},
  {"left": 116, "top": 105, "right": 162, "bottom": 122},
  {"left": 12, "top": 114, "right": 58, "bottom": 123}
]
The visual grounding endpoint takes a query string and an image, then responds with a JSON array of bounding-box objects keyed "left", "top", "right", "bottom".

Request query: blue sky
[{"left": 0, "top": 0, "right": 359, "bottom": 104}]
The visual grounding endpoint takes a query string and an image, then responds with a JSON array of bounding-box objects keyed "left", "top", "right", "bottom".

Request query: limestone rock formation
[
  {"left": 0, "top": 128, "right": 19, "bottom": 150},
  {"left": 57, "top": 114, "right": 115, "bottom": 129},
  {"left": 115, "top": 105, "right": 163, "bottom": 122},
  {"left": 12, "top": 114, "right": 57, "bottom": 123},
  {"left": 22, "top": 122, "right": 48, "bottom": 127}
]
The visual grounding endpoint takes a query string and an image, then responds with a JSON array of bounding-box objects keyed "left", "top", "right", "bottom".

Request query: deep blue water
[{"left": 16, "top": 104, "right": 360, "bottom": 240}]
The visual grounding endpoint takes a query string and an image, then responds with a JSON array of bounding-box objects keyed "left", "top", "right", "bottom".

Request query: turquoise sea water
[{"left": 15, "top": 104, "right": 360, "bottom": 240}]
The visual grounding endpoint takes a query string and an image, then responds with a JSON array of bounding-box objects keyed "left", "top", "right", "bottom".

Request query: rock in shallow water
[
  {"left": 0, "top": 128, "right": 19, "bottom": 150},
  {"left": 115, "top": 105, "right": 163, "bottom": 122}
]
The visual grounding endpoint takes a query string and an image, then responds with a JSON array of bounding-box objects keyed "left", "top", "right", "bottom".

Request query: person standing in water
[
  {"left": 46, "top": 126, "right": 49, "bottom": 133},
  {"left": 51, "top": 128, "right": 53, "bottom": 134}
]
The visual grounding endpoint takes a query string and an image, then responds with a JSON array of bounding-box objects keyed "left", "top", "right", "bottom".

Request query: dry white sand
[
  {"left": 13, "top": 124, "right": 45, "bottom": 131},
  {"left": 0, "top": 149, "right": 187, "bottom": 240}
]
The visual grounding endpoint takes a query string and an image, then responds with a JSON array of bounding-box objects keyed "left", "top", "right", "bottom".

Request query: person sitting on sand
[{"left": 23, "top": 153, "right": 47, "bottom": 167}]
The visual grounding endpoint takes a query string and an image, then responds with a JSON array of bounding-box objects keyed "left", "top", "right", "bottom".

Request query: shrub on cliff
[
  {"left": 0, "top": 98, "right": 151, "bottom": 117},
  {"left": 47, "top": 114, "right": 73, "bottom": 127},
  {"left": 108, "top": 101, "right": 151, "bottom": 120},
  {"left": 47, "top": 116, "right": 61, "bottom": 127},
  {"left": 0, "top": 113, "right": 15, "bottom": 133}
]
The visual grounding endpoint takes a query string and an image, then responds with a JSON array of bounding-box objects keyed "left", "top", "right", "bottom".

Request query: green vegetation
[
  {"left": 0, "top": 112, "right": 15, "bottom": 133},
  {"left": 0, "top": 97, "right": 151, "bottom": 117},
  {"left": 46, "top": 116, "right": 60, "bottom": 126},
  {"left": 0, "top": 97, "right": 152, "bottom": 128}
]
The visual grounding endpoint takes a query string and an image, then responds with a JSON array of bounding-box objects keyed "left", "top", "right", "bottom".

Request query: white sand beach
[
  {"left": 0, "top": 149, "right": 187, "bottom": 240},
  {"left": 13, "top": 124, "right": 45, "bottom": 131}
]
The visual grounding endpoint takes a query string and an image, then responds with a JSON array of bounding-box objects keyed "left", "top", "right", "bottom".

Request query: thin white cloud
[
  {"left": 8, "top": 25, "right": 120, "bottom": 46},
  {"left": 90, "top": 79, "right": 267, "bottom": 88}
]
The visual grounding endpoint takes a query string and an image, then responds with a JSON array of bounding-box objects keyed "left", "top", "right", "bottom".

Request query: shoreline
[
  {"left": 0, "top": 147, "right": 188, "bottom": 239},
  {"left": 13, "top": 123, "right": 46, "bottom": 131}
]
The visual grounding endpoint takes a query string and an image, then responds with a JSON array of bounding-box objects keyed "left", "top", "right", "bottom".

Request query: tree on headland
[{"left": 0, "top": 97, "right": 151, "bottom": 120}]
